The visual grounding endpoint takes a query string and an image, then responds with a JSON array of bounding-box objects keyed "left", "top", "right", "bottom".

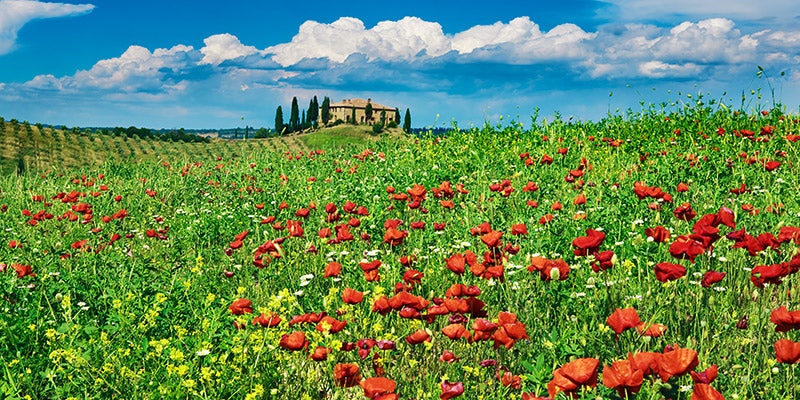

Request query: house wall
[{"left": 326, "top": 106, "right": 396, "bottom": 125}]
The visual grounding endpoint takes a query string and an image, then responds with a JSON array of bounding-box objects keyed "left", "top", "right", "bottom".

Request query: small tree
[
  {"left": 321, "top": 97, "right": 331, "bottom": 125},
  {"left": 394, "top": 108, "right": 401, "bottom": 124},
  {"left": 351, "top": 107, "right": 357, "bottom": 125},
  {"left": 364, "top": 101, "right": 373, "bottom": 124},
  {"left": 380, "top": 110, "right": 386, "bottom": 125},
  {"left": 403, "top": 108, "right": 411, "bottom": 133},
  {"left": 275, "top": 106, "right": 285, "bottom": 135},
  {"left": 255, "top": 127, "right": 268, "bottom": 138}
]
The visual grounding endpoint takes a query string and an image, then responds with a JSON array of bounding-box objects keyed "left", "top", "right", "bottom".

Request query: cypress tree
[
  {"left": 403, "top": 108, "right": 411, "bottom": 133},
  {"left": 275, "top": 106, "right": 285, "bottom": 135},
  {"left": 380, "top": 110, "right": 386, "bottom": 124},
  {"left": 364, "top": 101, "right": 373, "bottom": 124},
  {"left": 321, "top": 97, "right": 331, "bottom": 124},
  {"left": 290, "top": 97, "right": 299, "bottom": 132},
  {"left": 394, "top": 108, "right": 401, "bottom": 124},
  {"left": 351, "top": 107, "right": 356, "bottom": 124},
  {"left": 302, "top": 110, "right": 306, "bottom": 127}
]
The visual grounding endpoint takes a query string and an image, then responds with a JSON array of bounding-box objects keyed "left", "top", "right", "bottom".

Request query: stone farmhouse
[{"left": 328, "top": 98, "right": 397, "bottom": 125}]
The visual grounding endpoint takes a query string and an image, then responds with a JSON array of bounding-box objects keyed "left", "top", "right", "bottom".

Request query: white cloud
[
  {"left": 638, "top": 60, "right": 703, "bottom": 78},
  {"left": 0, "top": 0, "right": 94, "bottom": 55},
  {"left": 199, "top": 33, "right": 260, "bottom": 66},
  {"left": 267, "top": 16, "right": 451, "bottom": 66},
  {"left": 25, "top": 44, "right": 200, "bottom": 93}
]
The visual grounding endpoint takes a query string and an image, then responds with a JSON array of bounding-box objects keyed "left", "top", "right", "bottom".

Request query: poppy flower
[
  {"left": 383, "top": 227, "right": 408, "bottom": 246},
  {"left": 252, "top": 312, "right": 281, "bottom": 327},
  {"left": 691, "top": 383, "right": 725, "bottom": 400},
  {"left": 775, "top": 339, "right": 800, "bottom": 363},
  {"left": 572, "top": 229, "right": 606, "bottom": 256},
  {"left": 606, "top": 308, "right": 642, "bottom": 335},
  {"left": 701, "top": 271, "right": 726, "bottom": 288},
  {"left": 405, "top": 329, "right": 431, "bottom": 345},
  {"left": 690, "top": 365, "right": 718, "bottom": 384},
  {"left": 440, "top": 350, "right": 460, "bottom": 363},
  {"left": 279, "top": 331, "right": 308, "bottom": 351},
  {"left": 11, "top": 263, "right": 35, "bottom": 278},
  {"left": 445, "top": 253, "right": 466, "bottom": 275},
  {"left": 673, "top": 203, "right": 697, "bottom": 221},
  {"left": 645, "top": 226, "right": 670, "bottom": 242},
  {"left": 668, "top": 236, "right": 704, "bottom": 263},
  {"left": 765, "top": 161, "right": 781, "bottom": 171},
  {"left": 8, "top": 240, "right": 21, "bottom": 249},
  {"left": 637, "top": 323, "right": 667, "bottom": 337},
  {"left": 676, "top": 182, "right": 690, "bottom": 192},
  {"left": 654, "top": 262, "right": 686, "bottom": 282},
  {"left": 359, "top": 377, "right": 396, "bottom": 398},
  {"left": 539, "top": 214, "right": 554, "bottom": 224},
  {"left": 309, "top": 346, "right": 329, "bottom": 361},
  {"left": 403, "top": 269, "right": 424, "bottom": 286},
  {"left": 770, "top": 306, "right": 800, "bottom": 332},
  {"left": 498, "top": 370, "right": 522, "bottom": 389},
  {"left": 229, "top": 298, "right": 253, "bottom": 315},
  {"left": 529, "top": 256, "right": 570, "bottom": 281},
  {"left": 602, "top": 359, "right": 644, "bottom": 397},
  {"left": 573, "top": 193, "right": 587, "bottom": 205},
  {"left": 511, "top": 223, "right": 528, "bottom": 236},
  {"left": 442, "top": 323, "right": 470, "bottom": 340},
  {"left": 591, "top": 250, "right": 615, "bottom": 272},
  {"left": 333, "top": 363, "right": 361, "bottom": 387},
  {"left": 657, "top": 347, "right": 699, "bottom": 382},
  {"left": 440, "top": 381, "right": 464, "bottom": 400},
  {"left": 547, "top": 358, "right": 600, "bottom": 399},
  {"left": 316, "top": 316, "right": 346, "bottom": 333},
  {"left": 342, "top": 288, "right": 364, "bottom": 304},
  {"left": 481, "top": 231, "right": 503, "bottom": 247}
]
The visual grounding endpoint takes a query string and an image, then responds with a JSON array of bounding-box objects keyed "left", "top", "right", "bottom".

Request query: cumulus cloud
[
  {"left": 0, "top": 0, "right": 94, "bottom": 55},
  {"left": 200, "top": 33, "right": 261, "bottom": 66}
]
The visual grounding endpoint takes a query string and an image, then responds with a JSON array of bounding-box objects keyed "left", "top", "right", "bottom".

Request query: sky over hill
[{"left": 0, "top": 0, "right": 798, "bottom": 129}]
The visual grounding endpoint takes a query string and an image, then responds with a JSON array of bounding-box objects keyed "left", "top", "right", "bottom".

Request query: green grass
[{"left": 297, "top": 124, "right": 408, "bottom": 149}]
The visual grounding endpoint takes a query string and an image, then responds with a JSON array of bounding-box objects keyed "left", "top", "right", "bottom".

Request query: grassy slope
[{"left": 0, "top": 122, "right": 408, "bottom": 175}]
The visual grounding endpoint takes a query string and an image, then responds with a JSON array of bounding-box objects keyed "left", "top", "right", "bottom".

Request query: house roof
[{"left": 329, "top": 98, "right": 395, "bottom": 111}]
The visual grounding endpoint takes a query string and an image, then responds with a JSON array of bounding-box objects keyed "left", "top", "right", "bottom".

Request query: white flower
[{"left": 196, "top": 349, "right": 210, "bottom": 357}]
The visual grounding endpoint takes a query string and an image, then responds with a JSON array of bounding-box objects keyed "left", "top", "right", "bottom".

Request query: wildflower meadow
[{"left": 1, "top": 99, "right": 799, "bottom": 400}]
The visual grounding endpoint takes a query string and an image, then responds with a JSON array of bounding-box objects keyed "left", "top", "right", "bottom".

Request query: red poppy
[
  {"left": 481, "top": 231, "right": 503, "bottom": 247},
  {"left": 701, "top": 271, "right": 726, "bottom": 288},
  {"left": 628, "top": 351, "right": 661, "bottom": 376},
  {"left": 572, "top": 229, "right": 606, "bottom": 256},
  {"left": 591, "top": 250, "right": 615, "bottom": 272},
  {"left": 765, "top": 161, "right": 781, "bottom": 171},
  {"left": 342, "top": 288, "right": 364, "bottom": 304},
  {"left": 316, "top": 316, "right": 346, "bottom": 333},
  {"left": 279, "top": 331, "right": 308, "bottom": 351},
  {"left": 654, "top": 262, "right": 686, "bottom": 282},
  {"left": 511, "top": 223, "right": 528, "bottom": 235},
  {"left": 383, "top": 227, "right": 408, "bottom": 246},
  {"left": 445, "top": 253, "right": 466, "bottom": 275},
  {"left": 8, "top": 240, "right": 21, "bottom": 249},
  {"left": 573, "top": 193, "right": 587, "bottom": 205},
  {"left": 440, "top": 380, "right": 464, "bottom": 400},
  {"left": 528, "top": 256, "right": 570, "bottom": 281},
  {"left": 405, "top": 329, "right": 431, "bottom": 345},
  {"left": 11, "top": 263, "right": 35, "bottom": 278},
  {"left": 442, "top": 323, "right": 470, "bottom": 340},
  {"left": 308, "top": 346, "right": 329, "bottom": 361},
  {"left": 323, "top": 262, "right": 341, "bottom": 278},
  {"left": 645, "top": 226, "right": 670, "bottom": 242},
  {"left": 770, "top": 306, "right": 800, "bottom": 332},
  {"left": 539, "top": 214, "right": 554, "bottom": 224},
  {"left": 673, "top": 203, "right": 697, "bottom": 221},
  {"left": 606, "top": 308, "right": 642, "bottom": 335},
  {"left": 691, "top": 383, "right": 725, "bottom": 400},
  {"left": 333, "top": 363, "right": 361, "bottom": 387},
  {"left": 690, "top": 365, "right": 718, "bottom": 384},
  {"left": 676, "top": 182, "right": 690, "bottom": 192},
  {"left": 775, "top": 339, "right": 800, "bottom": 363},
  {"left": 440, "top": 350, "right": 459, "bottom": 363},
  {"left": 547, "top": 358, "right": 600, "bottom": 399},
  {"left": 637, "top": 323, "right": 667, "bottom": 337},
  {"left": 498, "top": 370, "right": 522, "bottom": 389},
  {"left": 602, "top": 359, "right": 644, "bottom": 397},
  {"left": 252, "top": 312, "right": 281, "bottom": 327},
  {"left": 657, "top": 347, "right": 699, "bottom": 382},
  {"left": 229, "top": 298, "right": 253, "bottom": 315}
]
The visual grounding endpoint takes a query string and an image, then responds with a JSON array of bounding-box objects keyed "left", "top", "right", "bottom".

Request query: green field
[{"left": 0, "top": 102, "right": 799, "bottom": 399}]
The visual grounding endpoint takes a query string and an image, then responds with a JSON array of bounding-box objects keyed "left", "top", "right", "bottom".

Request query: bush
[
  {"left": 387, "top": 120, "right": 398, "bottom": 129},
  {"left": 372, "top": 122, "right": 384, "bottom": 135}
]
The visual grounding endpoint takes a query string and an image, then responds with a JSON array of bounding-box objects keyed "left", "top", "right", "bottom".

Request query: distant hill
[{"left": 0, "top": 119, "right": 407, "bottom": 175}]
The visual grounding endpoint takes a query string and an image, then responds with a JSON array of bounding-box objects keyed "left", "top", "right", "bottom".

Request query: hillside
[{"left": 0, "top": 121, "right": 406, "bottom": 174}]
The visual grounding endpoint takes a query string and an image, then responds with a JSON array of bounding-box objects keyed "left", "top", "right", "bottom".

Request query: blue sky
[{"left": 1, "top": 0, "right": 799, "bottom": 129}]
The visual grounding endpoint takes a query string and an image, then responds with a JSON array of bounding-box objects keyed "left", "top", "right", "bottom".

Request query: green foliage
[
  {"left": 365, "top": 101, "right": 373, "bottom": 123},
  {"left": 371, "top": 121, "right": 383, "bottom": 134},
  {"left": 275, "top": 106, "right": 284, "bottom": 135},
  {"left": 290, "top": 97, "right": 299, "bottom": 133},
  {"left": 321, "top": 96, "right": 331, "bottom": 125},
  {"left": 403, "top": 108, "right": 411, "bottom": 133}
]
